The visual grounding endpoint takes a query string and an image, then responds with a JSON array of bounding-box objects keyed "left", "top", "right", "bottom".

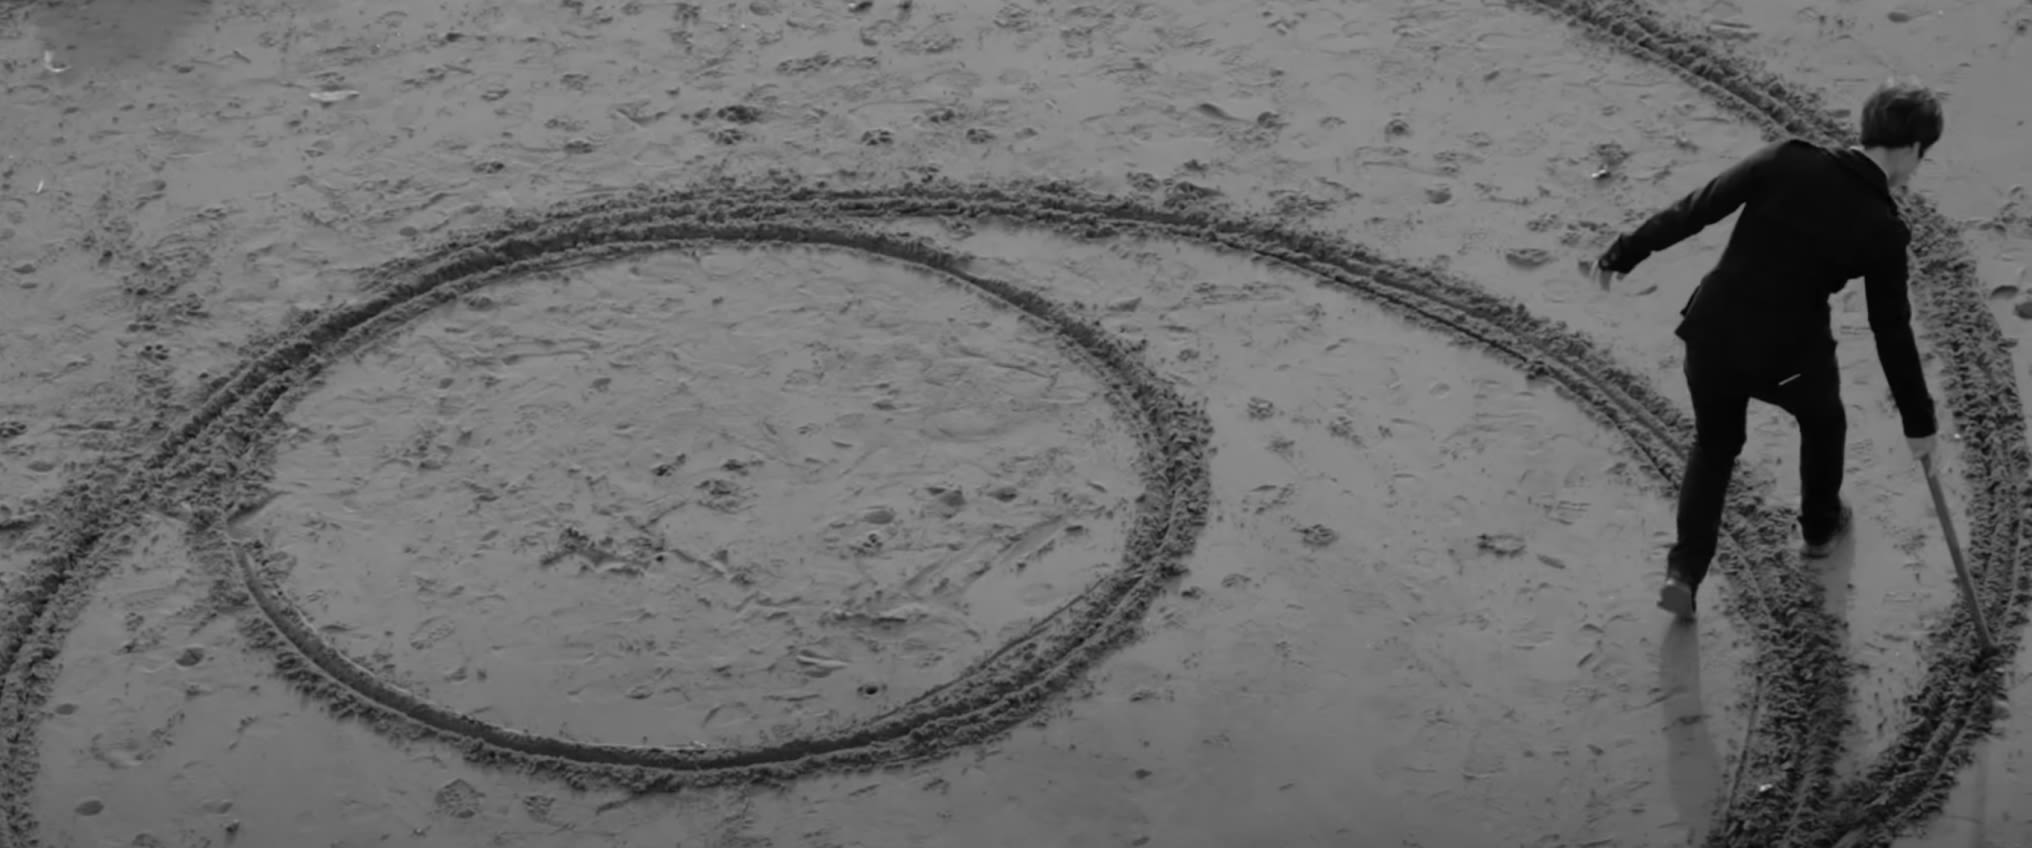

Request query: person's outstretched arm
[
  {"left": 1864, "top": 226, "right": 1938, "bottom": 440},
  {"left": 1597, "top": 141, "right": 1785, "bottom": 275}
]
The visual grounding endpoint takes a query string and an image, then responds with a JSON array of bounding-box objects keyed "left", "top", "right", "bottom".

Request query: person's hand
[
  {"left": 1583, "top": 257, "right": 1624, "bottom": 290},
  {"left": 1909, "top": 434, "right": 1939, "bottom": 474}
]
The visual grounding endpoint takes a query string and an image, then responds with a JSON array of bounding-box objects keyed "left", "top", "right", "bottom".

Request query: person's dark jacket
[{"left": 1596, "top": 138, "right": 1936, "bottom": 439}]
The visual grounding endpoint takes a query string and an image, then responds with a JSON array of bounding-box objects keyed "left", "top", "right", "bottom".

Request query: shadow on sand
[
  {"left": 1813, "top": 519, "right": 1863, "bottom": 782},
  {"left": 1660, "top": 619, "right": 1724, "bottom": 843},
  {"left": 1660, "top": 522, "right": 1882, "bottom": 843},
  {"left": 1819, "top": 513, "right": 1996, "bottom": 845}
]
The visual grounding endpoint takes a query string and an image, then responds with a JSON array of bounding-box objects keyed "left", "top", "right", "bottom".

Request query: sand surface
[{"left": 1, "top": 0, "right": 2029, "bottom": 846}]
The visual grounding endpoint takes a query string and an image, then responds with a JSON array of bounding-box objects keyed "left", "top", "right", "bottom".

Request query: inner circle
[{"left": 242, "top": 244, "right": 1141, "bottom": 744}]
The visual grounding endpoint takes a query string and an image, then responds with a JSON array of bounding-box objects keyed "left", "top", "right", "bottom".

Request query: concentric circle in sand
[{"left": 250, "top": 244, "right": 1146, "bottom": 745}]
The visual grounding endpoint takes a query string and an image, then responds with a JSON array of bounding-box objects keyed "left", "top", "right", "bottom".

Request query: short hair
[{"left": 1859, "top": 79, "right": 1944, "bottom": 153}]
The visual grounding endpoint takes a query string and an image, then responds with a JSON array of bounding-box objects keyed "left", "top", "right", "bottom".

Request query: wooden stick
[{"left": 1920, "top": 454, "right": 1995, "bottom": 654}]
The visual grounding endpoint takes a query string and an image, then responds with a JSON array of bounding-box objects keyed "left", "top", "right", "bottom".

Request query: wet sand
[{"left": 1, "top": 0, "right": 2029, "bottom": 846}]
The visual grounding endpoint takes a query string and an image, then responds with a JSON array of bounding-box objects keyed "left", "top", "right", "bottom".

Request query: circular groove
[{"left": 218, "top": 221, "right": 1213, "bottom": 779}]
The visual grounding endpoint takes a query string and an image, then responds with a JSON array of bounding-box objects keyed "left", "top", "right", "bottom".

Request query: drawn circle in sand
[
  {"left": 192, "top": 184, "right": 1217, "bottom": 791},
  {"left": 250, "top": 240, "right": 1152, "bottom": 743}
]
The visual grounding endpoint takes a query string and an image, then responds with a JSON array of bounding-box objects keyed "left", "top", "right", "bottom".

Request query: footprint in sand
[{"left": 433, "top": 779, "right": 484, "bottom": 819}]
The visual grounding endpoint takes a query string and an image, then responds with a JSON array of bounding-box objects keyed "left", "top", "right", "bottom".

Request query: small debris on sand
[{"left": 1476, "top": 533, "right": 1527, "bottom": 556}]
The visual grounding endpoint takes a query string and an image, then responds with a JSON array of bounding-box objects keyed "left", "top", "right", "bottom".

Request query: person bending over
[{"left": 1589, "top": 79, "right": 1945, "bottom": 620}]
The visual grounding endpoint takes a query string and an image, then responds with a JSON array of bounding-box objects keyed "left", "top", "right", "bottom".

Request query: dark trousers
[{"left": 1668, "top": 340, "right": 1847, "bottom": 587}]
